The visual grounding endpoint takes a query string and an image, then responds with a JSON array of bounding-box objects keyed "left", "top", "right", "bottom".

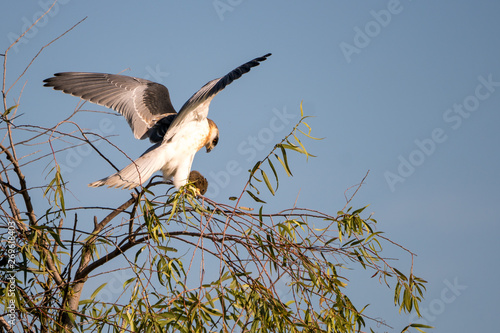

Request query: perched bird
[
  {"left": 44, "top": 53, "right": 271, "bottom": 190},
  {"left": 188, "top": 170, "right": 208, "bottom": 195}
]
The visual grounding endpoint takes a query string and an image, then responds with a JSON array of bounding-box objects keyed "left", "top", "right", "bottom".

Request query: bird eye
[{"left": 212, "top": 137, "right": 219, "bottom": 147}]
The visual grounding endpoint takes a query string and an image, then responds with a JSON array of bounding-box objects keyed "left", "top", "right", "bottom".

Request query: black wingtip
[
  {"left": 244, "top": 53, "right": 271, "bottom": 71},
  {"left": 257, "top": 53, "right": 272, "bottom": 62},
  {"left": 43, "top": 77, "right": 53, "bottom": 87},
  {"left": 43, "top": 74, "right": 58, "bottom": 84},
  {"left": 43, "top": 72, "right": 77, "bottom": 86}
]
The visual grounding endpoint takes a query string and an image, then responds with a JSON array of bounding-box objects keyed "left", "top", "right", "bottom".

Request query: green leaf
[
  {"left": 157, "top": 246, "right": 178, "bottom": 253},
  {"left": 293, "top": 132, "right": 310, "bottom": 159},
  {"left": 47, "top": 227, "right": 67, "bottom": 250},
  {"left": 261, "top": 170, "right": 275, "bottom": 195},
  {"left": 78, "top": 299, "right": 93, "bottom": 305},
  {"left": 3, "top": 104, "right": 18, "bottom": 117},
  {"left": 90, "top": 283, "right": 108, "bottom": 299},
  {"left": 250, "top": 160, "right": 262, "bottom": 176},
  {"left": 134, "top": 245, "right": 146, "bottom": 263},
  {"left": 352, "top": 205, "right": 369, "bottom": 215},
  {"left": 401, "top": 323, "right": 433, "bottom": 333},
  {"left": 43, "top": 164, "right": 67, "bottom": 215},
  {"left": 123, "top": 277, "right": 136, "bottom": 288},
  {"left": 267, "top": 159, "right": 279, "bottom": 190},
  {"left": 281, "top": 142, "right": 303, "bottom": 153},
  {"left": 411, "top": 323, "right": 433, "bottom": 329},
  {"left": 246, "top": 190, "right": 266, "bottom": 203},
  {"left": 277, "top": 146, "right": 293, "bottom": 176}
]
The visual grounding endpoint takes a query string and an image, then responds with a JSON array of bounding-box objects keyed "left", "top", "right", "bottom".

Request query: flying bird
[{"left": 44, "top": 53, "right": 271, "bottom": 190}]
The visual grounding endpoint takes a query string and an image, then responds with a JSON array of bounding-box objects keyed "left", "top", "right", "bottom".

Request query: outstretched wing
[
  {"left": 43, "top": 72, "right": 177, "bottom": 140},
  {"left": 165, "top": 53, "right": 272, "bottom": 139}
]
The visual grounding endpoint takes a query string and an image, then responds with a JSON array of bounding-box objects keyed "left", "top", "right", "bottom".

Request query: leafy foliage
[
  {"left": 245, "top": 102, "right": 320, "bottom": 204},
  {"left": 0, "top": 10, "right": 430, "bottom": 333}
]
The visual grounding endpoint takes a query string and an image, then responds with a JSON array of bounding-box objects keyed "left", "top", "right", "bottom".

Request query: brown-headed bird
[{"left": 188, "top": 170, "right": 208, "bottom": 195}]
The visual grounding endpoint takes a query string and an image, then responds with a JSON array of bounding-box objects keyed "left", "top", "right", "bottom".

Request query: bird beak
[{"left": 206, "top": 146, "right": 212, "bottom": 153}]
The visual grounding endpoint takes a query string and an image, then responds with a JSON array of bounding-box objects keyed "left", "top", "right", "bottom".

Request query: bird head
[
  {"left": 188, "top": 170, "right": 208, "bottom": 195},
  {"left": 205, "top": 119, "right": 219, "bottom": 153}
]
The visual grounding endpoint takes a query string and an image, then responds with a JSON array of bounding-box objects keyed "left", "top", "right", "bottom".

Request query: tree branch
[{"left": 61, "top": 195, "right": 138, "bottom": 330}]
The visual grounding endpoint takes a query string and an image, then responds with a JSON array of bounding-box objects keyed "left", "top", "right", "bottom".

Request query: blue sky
[{"left": 2, "top": 1, "right": 500, "bottom": 331}]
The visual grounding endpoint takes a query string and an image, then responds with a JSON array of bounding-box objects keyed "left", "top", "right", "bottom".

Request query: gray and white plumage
[
  {"left": 44, "top": 53, "right": 271, "bottom": 190},
  {"left": 43, "top": 72, "right": 177, "bottom": 142}
]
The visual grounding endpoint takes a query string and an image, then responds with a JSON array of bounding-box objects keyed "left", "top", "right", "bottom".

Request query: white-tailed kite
[{"left": 44, "top": 53, "right": 271, "bottom": 190}]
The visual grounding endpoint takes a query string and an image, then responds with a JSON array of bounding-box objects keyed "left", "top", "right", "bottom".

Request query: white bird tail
[{"left": 89, "top": 145, "right": 167, "bottom": 189}]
